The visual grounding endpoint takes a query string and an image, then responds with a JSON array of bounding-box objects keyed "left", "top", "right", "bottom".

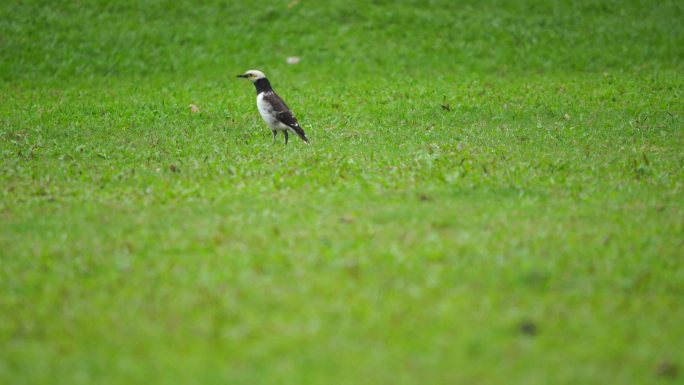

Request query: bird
[{"left": 237, "top": 70, "right": 309, "bottom": 144}]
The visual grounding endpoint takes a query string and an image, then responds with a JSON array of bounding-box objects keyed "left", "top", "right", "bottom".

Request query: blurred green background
[{"left": 2, "top": 0, "right": 682, "bottom": 81}]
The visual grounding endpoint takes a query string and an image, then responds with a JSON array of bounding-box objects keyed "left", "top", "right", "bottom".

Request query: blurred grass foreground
[{"left": 1, "top": 1, "right": 683, "bottom": 384}]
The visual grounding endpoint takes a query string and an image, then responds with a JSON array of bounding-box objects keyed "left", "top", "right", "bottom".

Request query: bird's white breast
[{"left": 256, "top": 92, "right": 284, "bottom": 131}]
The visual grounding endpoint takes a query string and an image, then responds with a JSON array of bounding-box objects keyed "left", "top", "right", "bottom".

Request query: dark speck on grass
[
  {"left": 419, "top": 194, "right": 431, "bottom": 202},
  {"left": 519, "top": 270, "right": 549, "bottom": 288},
  {"left": 518, "top": 321, "right": 538, "bottom": 336},
  {"left": 440, "top": 103, "right": 451, "bottom": 111},
  {"left": 169, "top": 164, "right": 179, "bottom": 173}
]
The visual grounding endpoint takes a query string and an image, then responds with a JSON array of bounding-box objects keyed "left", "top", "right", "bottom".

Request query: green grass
[{"left": 1, "top": 0, "right": 684, "bottom": 384}]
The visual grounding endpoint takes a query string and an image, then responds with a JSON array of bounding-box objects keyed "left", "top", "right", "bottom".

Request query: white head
[{"left": 237, "top": 69, "right": 266, "bottom": 83}]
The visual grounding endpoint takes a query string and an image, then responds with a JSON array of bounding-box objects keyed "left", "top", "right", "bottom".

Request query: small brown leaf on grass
[
  {"left": 340, "top": 215, "right": 355, "bottom": 224},
  {"left": 345, "top": 261, "right": 360, "bottom": 279},
  {"left": 169, "top": 164, "right": 179, "bottom": 173},
  {"left": 189, "top": 104, "right": 200, "bottom": 113},
  {"left": 655, "top": 361, "right": 678, "bottom": 379}
]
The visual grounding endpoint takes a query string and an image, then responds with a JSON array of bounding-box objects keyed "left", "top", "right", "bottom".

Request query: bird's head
[{"left": 237, "top": 70, "right": 266, "bottom": 83}]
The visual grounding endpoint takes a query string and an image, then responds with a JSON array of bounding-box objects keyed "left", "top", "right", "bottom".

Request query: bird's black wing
[
  {"left": 264, "top": 92, "right": 309, "bottom": 143},
  {"left": 262, "top": 92, "right": 297, "bottom": 126}
]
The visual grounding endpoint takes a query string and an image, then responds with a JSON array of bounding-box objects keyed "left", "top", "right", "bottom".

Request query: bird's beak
[{"left": 237, "top": 74, "right": 248, "bottom": 78}]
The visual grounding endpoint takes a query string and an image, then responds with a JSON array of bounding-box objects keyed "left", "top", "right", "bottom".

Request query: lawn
[{"left": 1, "top": 0, "right": 683, "bottom": 384}]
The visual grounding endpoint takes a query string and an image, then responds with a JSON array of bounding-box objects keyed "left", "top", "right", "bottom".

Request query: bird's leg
[
  {"left": 272, "top": 130, "right": 277, "bottom": 144},
  {"left": 284, "top": 131, "right": 289, "bottom": 145}
]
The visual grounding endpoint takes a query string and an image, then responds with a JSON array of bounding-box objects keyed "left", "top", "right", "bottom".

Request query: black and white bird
[{"left": 237, "top": 70, "right": 309, "bottom": 144}]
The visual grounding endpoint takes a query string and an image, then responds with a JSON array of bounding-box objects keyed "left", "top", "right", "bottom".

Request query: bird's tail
[{"left": 290, "top": 125, "right": 310, "bottom": 144}]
